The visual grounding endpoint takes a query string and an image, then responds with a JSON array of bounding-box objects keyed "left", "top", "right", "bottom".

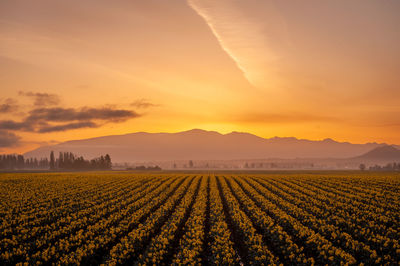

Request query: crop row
[{"left": 0, "top": 172, "right": 398, "bottom": 265}]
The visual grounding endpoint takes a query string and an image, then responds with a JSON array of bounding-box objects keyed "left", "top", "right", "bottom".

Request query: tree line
[
  {"left": 0, "top": 152, "right": 112, "bottom": 170},
  {"left": 365, "top": 162, "right": 400, "bottom": 171},
  {"left": 0, "top": 154, "right": 49, "bottom": 170},
  {"left": 126, "top": 165, "right": 161, "bottom": 171}
]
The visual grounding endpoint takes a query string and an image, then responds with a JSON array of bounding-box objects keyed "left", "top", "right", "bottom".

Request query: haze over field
[{"left": 1, "top": 0, "right": 400, "bottom": 158}]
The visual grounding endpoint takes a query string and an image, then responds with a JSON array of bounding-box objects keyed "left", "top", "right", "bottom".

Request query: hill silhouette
[
  {"left": 353, "top": 145, "right": 400, "bottom": 162},
  {"left": 24, "top": 129, "right": 398, "bottom": 163}
]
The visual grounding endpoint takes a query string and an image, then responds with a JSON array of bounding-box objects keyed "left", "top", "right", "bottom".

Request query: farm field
[{"left": 0, "top": 172, "right": 399, "bottom": 265}]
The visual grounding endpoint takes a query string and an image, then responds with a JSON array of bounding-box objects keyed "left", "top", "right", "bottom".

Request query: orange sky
[{"left": 1, "top": 0, "right": 400, "bottom": 154}]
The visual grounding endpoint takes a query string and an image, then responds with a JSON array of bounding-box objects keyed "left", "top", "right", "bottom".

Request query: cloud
[
  {"left": 0, "top": 91, "right": 143, "bottom": 136},
  {"left": 0, "top": 106, "right": 141, "bottom": 133},
  {"left": 131, "top": 99, "right": 159, "bottom": 109},
  {"left": 0, "top": 98, "right": 18, "bottom": 113},
  {"left": 22, "top": 139, "right": 60, "bottom": 146},
  {"left": 19, "top": 91, "right": 60, "bottom": 106},
  {"left": 38, "top": 121, "right": 98, "bottom": 133},
  {"left": 187, "top": 0, "right": 290, "bottom": 88},
  {"left": 0, "top": 130, "right": 20, "bottom": 148},
  {"left": 26, "top": 107, "right": 139, "bottom": 123},
  {"left": 0, "top": 120, "right": 33, "bottom": 131}
]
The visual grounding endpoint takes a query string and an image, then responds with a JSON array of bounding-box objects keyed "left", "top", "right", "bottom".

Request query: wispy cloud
[
  {"left": 0, "top": 106, "right": 140, "bottom": 133},
  {"left": 131, "top": 99, "right": 160, "bottom": 109},
  {"left": 19, "top": 91, "right": 60, "bottom": 106},
  {"left": 26, "top": 107, "right": 138, "bottom": 123},
  {"left": 0, "top": 92, "right": 144, "bottom": 143},
  {"left": 187, "top": 0, "right": 290, "bottom": 88},
  {"left": 0, "top": 130, "right": 20, "bottom": 148},
  {"left": 0, "top": 98, "right": 18, "bottom": 113},
  {"left": 38, "top": 121, "right": 98, "bottom": 133}
]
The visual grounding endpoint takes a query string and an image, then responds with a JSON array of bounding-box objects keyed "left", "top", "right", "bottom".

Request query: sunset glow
[{"left": 1, "top": 0, "right": 400, "bottom": 153}]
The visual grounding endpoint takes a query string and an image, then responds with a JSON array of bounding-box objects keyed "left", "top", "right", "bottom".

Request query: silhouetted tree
[
  {"left": 0, "top": 153, "right": 51, "bottom": 170},
  {"left": 17, "top": 155, "right": 24, "bottom": 169},
  {"left": 50, "top": 151, "right": 55, "bottom": 170},
  {"left": 58, "top": 152, "right": 64, "bottom": 168},
  {"left": 369, "top": 162, "right": 400, "bottom": 171},
  {"left": 359, "top": 163, "right": 366, "bottom": 171},
  {"left": 0, "top": 154, "right": 20, "bottom": 169},
  {"left": 104, "top": 154, "right": 112, "bottom": 169},
  {"left": 39, "top": 158, "right": 49, "bottom": 168},
  {"left": 134, "top": 165, "right": 161, "bottom": 171},
  {"left": 189, "top": 160, "right": 194, "bottom": 168}
]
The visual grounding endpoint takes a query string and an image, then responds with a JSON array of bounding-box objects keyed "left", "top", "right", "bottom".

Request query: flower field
[{"left": 0, "top": 172, "right": 399, "bottom": 265}]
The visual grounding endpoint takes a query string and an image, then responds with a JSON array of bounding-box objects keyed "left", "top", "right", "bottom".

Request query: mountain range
[
  {"left": 24, "top": 129, "right": 400, "bottom": 163},
  {"left": 353, "top": 145, "right": 400, "bottom": 163}
]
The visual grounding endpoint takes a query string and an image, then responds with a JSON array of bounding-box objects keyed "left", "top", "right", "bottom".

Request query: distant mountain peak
[
  {"left": 180, "top": 128, "right": 220, "bottom": 135},
  {"left": 226, "top": 131, "right": 243, "bottom": 135},
  {"left": 356, "top": 145, "right": 400, "bottom": 161},
  {"left": 23, "top": 129, "right": 400, "bottom": 162},
  {"left": 366, "top": 144, "right": 398, "bottom": 153},
  {"left": 224, "top": 131, "right": 260, "bottom": 138}
]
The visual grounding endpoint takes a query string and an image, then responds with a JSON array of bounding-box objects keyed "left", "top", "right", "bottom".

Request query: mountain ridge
[
  {"left": 353, "top": 145, "right": 400, "bottom": 162},
  {"left": 24, "top": 129, "right": 399, "bottom": 162}
]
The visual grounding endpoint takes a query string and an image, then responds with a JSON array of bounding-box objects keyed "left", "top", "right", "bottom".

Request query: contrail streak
[{"left": 187, "top": 0, "right": 256, "bottom": 87}]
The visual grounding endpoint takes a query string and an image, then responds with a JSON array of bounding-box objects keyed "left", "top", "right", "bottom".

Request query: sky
[{"left": 1, "top": 0, "right": 400, "bottom": 154}]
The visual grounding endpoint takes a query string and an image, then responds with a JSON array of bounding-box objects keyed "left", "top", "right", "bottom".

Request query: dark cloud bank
[
  {"left": 0, "top": 92, "right": 152, "bottom": 148},
  {"left": 0, "top": 98, "right": 18, "bottom": 113},
  {"left": 0, "top": 130, "right": 20, "bottom": 148},
  {"left": 0, "top": 107, "right": 140, "bottom": 132}
]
